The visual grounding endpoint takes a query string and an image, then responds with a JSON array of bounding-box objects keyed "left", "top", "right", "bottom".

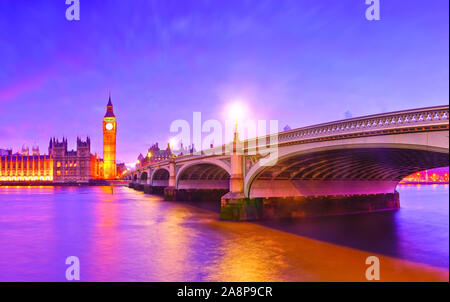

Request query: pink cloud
[{"left": 0, "top": 70, "right": 53, "bottom": 103}]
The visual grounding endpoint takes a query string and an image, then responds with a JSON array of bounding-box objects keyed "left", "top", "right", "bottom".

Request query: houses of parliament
[{"left": 0, "top": 96, "right": 119, "bottom": 184}]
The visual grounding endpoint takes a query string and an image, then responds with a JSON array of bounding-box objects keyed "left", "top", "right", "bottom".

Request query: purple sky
[{"left": 0, "top": 0, "right": 448, "bottom": 164}]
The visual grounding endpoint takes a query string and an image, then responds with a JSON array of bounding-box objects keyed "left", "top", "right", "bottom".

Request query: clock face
[{"left": 105, "top": 123, "right": 113, "bottom": 131}]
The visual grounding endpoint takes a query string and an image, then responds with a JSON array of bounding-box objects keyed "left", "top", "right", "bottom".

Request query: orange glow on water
[
  {"left": 0, "top": 186, "right": 447, "bottom": 281},
  {"left": 202, "top": 221, "right": 448, "bottom": 282}
]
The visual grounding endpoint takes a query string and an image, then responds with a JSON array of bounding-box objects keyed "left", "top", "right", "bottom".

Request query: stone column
[
  {"left": 135, "top": 171, "right": 144, "bottom": 191},
  {"left": 229, "top": 132, "right": 244, "bottom": 197},
  {"left": 164, "top": 159, "right": 177, "bottom": 200},
  {"left": 168, "top": 160, "right": 176, "bottom": 187},
  {"left": 146, "top": 168, "right": 152, "bottom": 185},
  {"left": 144, "top": 168, "right": 152, "bottom": 194}
]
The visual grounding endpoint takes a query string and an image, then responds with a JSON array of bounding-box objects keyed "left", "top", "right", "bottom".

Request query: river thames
[{"left": 0, "top": 184, "right": 448, "bottom": 282}]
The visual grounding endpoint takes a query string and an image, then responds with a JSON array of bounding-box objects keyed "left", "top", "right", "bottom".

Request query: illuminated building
[
  {"left": 146, "top": 143, "right": 173, "bottom": 162},
  {"left": 0, "top": 149, "right": 12, "bottom": 156},
  {"left": 0, "top": 147, "right": 53, "bottom": 182},
  {"left": 1, "top": 138, "right": 105, "bottom": 184},
  {"left": 135, "top": 143, "right": 174, "bottom": 170},
  {"left": 49, "top": 137, "right": 97, "bottom": 184},
  {"left": 91, "top": 153, "right": 104, "bottom": 180},
  {"left": 0, "top": 95, "right": 123, "bottom": 184},
  {"left": 402, "top": 167, "right": 449, "bottom": 183},
  {"left": 103, "top": 94, "right": 117, "bottom": 179},
  {"left": 116, "top": 163, "right": 127, "bottom": 177}
]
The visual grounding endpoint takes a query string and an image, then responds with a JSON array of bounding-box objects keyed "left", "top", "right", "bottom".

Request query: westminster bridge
[{"left": 128, "top": 105, "right": 449, "bottom": 221}]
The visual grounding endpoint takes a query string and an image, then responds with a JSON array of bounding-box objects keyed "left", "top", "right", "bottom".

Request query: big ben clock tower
[{"left": 103, "top": 93, "right": 117, "bottom": 179}]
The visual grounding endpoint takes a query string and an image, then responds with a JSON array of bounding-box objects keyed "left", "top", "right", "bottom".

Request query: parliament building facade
[{"left": 0, "top": 96, "right": 117, "bottom": 184}]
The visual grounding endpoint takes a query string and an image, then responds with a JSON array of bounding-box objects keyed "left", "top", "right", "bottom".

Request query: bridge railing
[{"left": 275, "top": 105, "right": 449, "bottom": 144}]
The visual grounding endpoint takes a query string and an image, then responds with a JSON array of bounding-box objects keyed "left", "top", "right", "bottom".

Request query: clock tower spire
[{"left": 103, "top": 93, "right": 117, "bottom": 179}]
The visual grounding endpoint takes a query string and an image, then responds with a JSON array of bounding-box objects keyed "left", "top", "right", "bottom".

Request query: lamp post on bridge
[
  {"left": 163, "top": 145, "right": 178, "bottom": 200},
  {"left": 168, "top": 158, "right": 176, "bottom": 188},
  {"left": 229, "top": 125, "right": 244, "bottom": 197},
  {"left": 219, "top": 102, "right": 261, "bottom": 221}
]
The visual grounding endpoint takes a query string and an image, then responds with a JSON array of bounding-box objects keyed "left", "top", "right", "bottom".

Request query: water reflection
[
  {"left": 255, "top": 185, "right": 449, "bottom": 269},
  {"left": 0, "top": 184, "right": 448, "bottom": 281}
]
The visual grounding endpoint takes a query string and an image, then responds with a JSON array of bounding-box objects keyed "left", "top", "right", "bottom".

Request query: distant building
[
  {"left": 0, "top": 95, "right": 123, "bottom": 184},
  {"left": 116, "top": 163, "right": 127, "bottom": 177},
  {"left": 136, "top": 142, "right": 177, "bottom": 169},
  {"left": 103, "top": 95, "right": 117, "bottom": 179},
  {"left": 148, "top": 142, "right": 173, "bottom": 161},
  {"left": 0, "top": 146, "right": 53, "bottom": 182},
  {"left": 401, "top": 167, "right": 449, "bottom": 183},
  {"left": 1, "top": 138, "right": 106, "bottom": 184},
  {"left": 49, "top": 137, "right": 104, "bottom": 184},
  {"left": 172, "top": 141, "right": 196, "bottom": 156},
  {"left": 0, "top": 149, "right": 12, "bottom": 156}
]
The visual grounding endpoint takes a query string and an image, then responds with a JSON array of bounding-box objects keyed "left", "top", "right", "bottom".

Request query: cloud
[{"left": 0, "top": 69, "right": 53, "bottom": 103}]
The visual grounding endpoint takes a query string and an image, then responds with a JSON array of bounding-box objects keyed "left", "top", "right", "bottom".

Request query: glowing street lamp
[
  {"left": 227, "top": 101, "right": 247, "bottom": 142},
  {"left": 169, "top": 138, "right": 177, "bottom": 150},
  {"left": 227, "top": 101, "right": 246, "bottom": 127}
]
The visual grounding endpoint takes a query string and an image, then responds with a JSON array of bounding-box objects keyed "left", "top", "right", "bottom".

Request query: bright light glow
[
  {"left": 147, "top": 152, "right": 152, "bottom": 158},
  {"left": 169, "top": 137, "right": 177, "bottom": 149},
  {"left": 227, "top": 101, "right": 246, "bottom": 124}
]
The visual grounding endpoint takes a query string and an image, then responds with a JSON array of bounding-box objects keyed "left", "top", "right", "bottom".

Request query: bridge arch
[
  {"left": 244, "top": 142, "right": 449, "bottom": 198},
  {"left": 176, "top": 159, "right": 231, "bottom": 189},
  {"left": 140, "top": 171, "right": 148, "bottom": 182},
  {"left": 150, "top": 167, "right": 170, "bottom": 186}
]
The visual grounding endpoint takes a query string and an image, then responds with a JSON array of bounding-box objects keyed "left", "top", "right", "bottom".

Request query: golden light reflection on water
[
  {"left": 204, "top": 222, "right": 291, "bottom": 282},
  {"left": 88, "top": 187, "right": 121, "bottom": 281},
  {"left": 202, "top": 221, "right": 448, "bottom": 282},
  {"left": 79, "top": 187, "right": 450, "bottom": 282},
  {"left": 0, "top": 185, "right": 56, "bottom": 194},
  {"left": 0, "top": 186, "right": 448, "bottom": 282},
  {"left": 145, "top": 196, "right": 449, "bottom": 282}
]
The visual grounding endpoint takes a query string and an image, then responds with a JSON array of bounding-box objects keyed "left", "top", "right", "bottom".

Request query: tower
[{"left": 103, "top": 93, "right": 117, "bottom": 179}]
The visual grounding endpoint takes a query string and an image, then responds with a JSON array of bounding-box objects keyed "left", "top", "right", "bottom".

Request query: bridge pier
[
  {"left": 165, "top": 188, "right": 229, "bottom": 203},
  {"left": 220, "top": 194, "right": 264, "bottom": 221},
  {"left": 221, "top": 191, "right": 400, "bottom": 221},
  {"left": 143, "top": 184, "right": 152, "bottom": 194},
  {"left": 219, "top": 132, "right": 260, "bottom": 220},
  {"left": 150, "top": 186, "right": 166, "bottom": 195},
  {"left": 163, "top": 160, "right": 177, "bottom": 199},
  {"left": 135, "top": 182, "right": 145, "bottom": 191}
]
